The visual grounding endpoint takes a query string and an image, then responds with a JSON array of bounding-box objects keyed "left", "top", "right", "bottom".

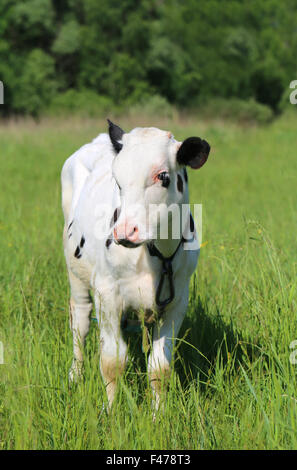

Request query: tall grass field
[{"left": 0, "top": 112, "right": 297, "bottom": 450}]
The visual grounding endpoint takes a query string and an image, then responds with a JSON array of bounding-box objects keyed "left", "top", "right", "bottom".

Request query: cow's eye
[{"left": 157, "top": 172, "right": 170, "bottom": 188}]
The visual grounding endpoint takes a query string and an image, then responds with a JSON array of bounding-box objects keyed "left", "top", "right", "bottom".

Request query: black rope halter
[{"left": 147, "top": 237, "right": 185, "bottom": 309}]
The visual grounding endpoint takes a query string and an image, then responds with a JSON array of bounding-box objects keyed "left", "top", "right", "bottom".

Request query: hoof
[{"left": 68, "top": 360, "right": 83, "bottom": 383}]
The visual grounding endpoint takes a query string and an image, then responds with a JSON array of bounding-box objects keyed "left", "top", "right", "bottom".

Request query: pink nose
[{"left": 114, "top": 223, "right": 139, "bottom": 243}]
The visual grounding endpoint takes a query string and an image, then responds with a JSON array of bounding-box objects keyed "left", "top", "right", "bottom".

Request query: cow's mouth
[{"left": 116, "top": 239, "right": 143, "bottom": 249}]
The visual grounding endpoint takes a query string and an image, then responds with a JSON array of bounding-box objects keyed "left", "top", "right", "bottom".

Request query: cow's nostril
[
  {"left": 128, "top": 226, "right": 138, "bottom": 238},
  {"left": 114, "top": 225, "right": 139, "bottom": 242}
]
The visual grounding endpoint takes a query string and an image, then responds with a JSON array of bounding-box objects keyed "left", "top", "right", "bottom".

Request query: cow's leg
[
  {"left": 95, "top": 294, "right": 127, "bottom": 409},
  {"left": 148, "top": 295, "right": 188, "bottom": 412},
  {"left": 68, "top": 269, "right": 93, "bottom": 381}
]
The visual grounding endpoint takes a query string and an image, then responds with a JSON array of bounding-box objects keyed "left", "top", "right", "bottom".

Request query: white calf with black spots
[{"left": 61, "top": 120, "right": 210, "bottom": 410}]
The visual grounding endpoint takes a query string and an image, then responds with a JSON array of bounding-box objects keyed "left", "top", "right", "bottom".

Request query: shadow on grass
[
  {"left": 121, "top": 295, "right": 261, "bottom": 398},
  {"left": 176, "top": 294, "right": 265, "bottom": 393}
]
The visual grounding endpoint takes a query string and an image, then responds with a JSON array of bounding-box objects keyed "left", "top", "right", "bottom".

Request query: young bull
[{"left": 61, "top": 121, "right": 210, "bottom": 410}]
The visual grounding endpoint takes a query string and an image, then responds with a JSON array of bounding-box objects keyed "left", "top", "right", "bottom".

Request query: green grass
[{"left": 0, "top": 112, "right": 297, "bottom": 449}]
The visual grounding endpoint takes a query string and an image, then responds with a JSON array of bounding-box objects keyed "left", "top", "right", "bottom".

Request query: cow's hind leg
[{"left": 68, "top": 269, "right": 93, "bottom": 382}]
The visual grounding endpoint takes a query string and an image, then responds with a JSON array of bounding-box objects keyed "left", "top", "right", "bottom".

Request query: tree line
[{"left": 0, "top": 0, "right": 296, "bottom": 117}]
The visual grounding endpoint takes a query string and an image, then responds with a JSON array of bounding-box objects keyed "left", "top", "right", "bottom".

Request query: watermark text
[
  {"left": 289, "top": 80, "right": 297, "bottom": 105},
  {"left": 289, "top": 340, "right": 297, "bottom": 364},
  {"left": 0, "top": 81, "right": 3, "bottom": 105},
  {"left": 93, "top": 202, "right": 203, "bottom": 251},
  {"left": 0, "top": 341, "right": 4, "bottom": 364}
]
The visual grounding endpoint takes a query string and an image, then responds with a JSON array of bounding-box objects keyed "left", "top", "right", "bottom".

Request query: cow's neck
[{"left": 152, "top": 204, "right": 190, "bottom": 258}]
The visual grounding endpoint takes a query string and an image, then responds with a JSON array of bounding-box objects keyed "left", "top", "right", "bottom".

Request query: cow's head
[{"left": 108, "top": 120, "right": 210, "bottom": 248}]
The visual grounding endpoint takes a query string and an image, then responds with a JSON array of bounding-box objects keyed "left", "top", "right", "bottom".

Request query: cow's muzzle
[
  {"left": 116, "top": 238, "right": 142, "bottom": 249},
  {"left": 113, "top": 223, "right": 143, "bottom": 248}
]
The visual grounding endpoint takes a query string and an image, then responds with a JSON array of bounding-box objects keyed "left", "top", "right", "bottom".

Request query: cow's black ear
[
  {"left": 107, "top": 119, "right": 125, "bottom": 153},
  {"left": 177, "top": 137, "right": 210, "bottom": 169}
]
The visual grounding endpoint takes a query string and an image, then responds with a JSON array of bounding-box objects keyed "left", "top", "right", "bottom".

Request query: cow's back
[{"left": 61, "top": 132, "right": 120, "bottom": 278}]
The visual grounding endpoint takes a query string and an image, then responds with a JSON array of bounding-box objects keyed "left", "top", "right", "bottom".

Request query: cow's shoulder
[{"left": 63, "top": 133, "right": 113, "bottom": 175}]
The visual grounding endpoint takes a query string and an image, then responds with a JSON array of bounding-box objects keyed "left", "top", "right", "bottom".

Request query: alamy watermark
[
  {"left": 289, "top": 340, "right": 297, "bottom": 365},
  {"left": 289, "top": 80, "right": 297, "bottom": 105},
  {"left": 0, "top": 341, "right": 4, "bottom": 365},
  {"left": 93, "top": 202, "right": 203, "bottom": 251},
  {"left": 0, "top": 81, "right": 3, "bottom": 105}
]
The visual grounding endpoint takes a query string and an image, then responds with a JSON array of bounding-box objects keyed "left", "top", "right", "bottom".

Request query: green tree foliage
[
  {"left": 0, "top": 0, "right": 296, "bottom": 116},
  {"left": 12, "top": 49, "right": 57, "bottom": 116}
]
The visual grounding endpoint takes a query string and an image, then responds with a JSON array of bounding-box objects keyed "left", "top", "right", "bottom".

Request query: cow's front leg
[
  {"left": 68, "top": 270, "right": 93, "bottom": 382},
  {"left": 148, "top": 295, "right": 188, "bottom": 412},
  {"left": 96, "top": 294, "right": 127, "bottom": 410}
]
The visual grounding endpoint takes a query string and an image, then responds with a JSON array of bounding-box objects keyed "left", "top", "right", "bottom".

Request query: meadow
[{"left": 0, "top": 111, "right": 297, "bottom": 450}]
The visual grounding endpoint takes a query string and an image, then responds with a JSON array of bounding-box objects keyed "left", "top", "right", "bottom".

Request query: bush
[
  {"left": 127, "top": 94, "right": 176, "bottom": 119},
  {"left": 195, "top": 98, "right": 273, "bottom": 124},
  {"left": 250, "top": 60, "right": 286, "bottom": 112},
  {"left": 12, "top": 49, "right": 57, "bottom": 116},
  {"left": 48, "top": 89, "right": 113, "bottom": 117}
]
